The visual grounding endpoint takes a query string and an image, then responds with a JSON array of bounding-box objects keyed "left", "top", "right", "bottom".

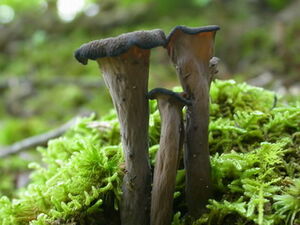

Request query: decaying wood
[
  {"left": 97, "top": 47, "right": 151, "bottom": 225},
  {"left": 150, "top": 92, "right": 185, "bottom": 225},
  {"left": 166, "top": 27, "right": 218, "bottom": 219}
]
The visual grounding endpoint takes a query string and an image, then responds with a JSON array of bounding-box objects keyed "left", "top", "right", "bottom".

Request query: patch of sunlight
[
  {"left": 84, "top": 3, "right": 100, "bottom": 17},
  {"left": 57, "top": 0, "right": 85, "bottom": 22},
  {"left": 0, "top": 5, "right": 15, "bottom": 24}
]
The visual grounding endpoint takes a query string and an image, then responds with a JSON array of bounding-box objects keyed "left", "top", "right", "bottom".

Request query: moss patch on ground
[{"left": 0, "top": 80, "right": 299, "bottom": 225}]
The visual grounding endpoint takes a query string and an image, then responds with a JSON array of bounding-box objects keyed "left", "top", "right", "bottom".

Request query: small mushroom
[
  {"left": 148, "top": 88, "right": 191, "bottom": 225},
  {"left": 75, "top": 30, "right": 166, "bottom": 225},
  {"left": 165, "top": 25, "right": 220, "bottom": 219}
]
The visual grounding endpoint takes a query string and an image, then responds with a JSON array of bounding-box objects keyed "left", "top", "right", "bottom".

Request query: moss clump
[
  {"left": 0, "top": 117, "right": 123, "bottom": 225},
  {"left": 0, "top": 80, "right": 299, "bottom": 225}
]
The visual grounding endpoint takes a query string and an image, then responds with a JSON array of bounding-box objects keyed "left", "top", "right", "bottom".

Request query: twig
[
  {"left": 86, "top": 121, "right": 113, "bottom": 131},
  {"left": 0, "top": 116, "right": 83, "bottom": 158}
]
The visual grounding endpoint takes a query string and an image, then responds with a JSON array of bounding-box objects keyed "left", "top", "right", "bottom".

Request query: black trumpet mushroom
[
  {"left": 148, "top": 88, "right": 191, "bottom": 225},
  {"left": 165, "top": 25, "right": 220, "bottom": 219},
  {"left": 74, "top": 29, "right": 166, "bottom": 225}
]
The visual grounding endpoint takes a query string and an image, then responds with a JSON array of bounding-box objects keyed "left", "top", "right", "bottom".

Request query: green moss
[{"left": 0, "top": 80, "right": 299, "bottom": 225}]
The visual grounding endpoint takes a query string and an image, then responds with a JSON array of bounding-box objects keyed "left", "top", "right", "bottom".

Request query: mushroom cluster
[{"left": 74, "top": 25, "right": 219, "bottom": 225}]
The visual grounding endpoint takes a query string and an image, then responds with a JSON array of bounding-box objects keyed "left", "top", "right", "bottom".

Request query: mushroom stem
[
  {"left": 148, "top": 88, "right": 190, "bottom": 225},
  {"left": 75, "top": 29, "right": 166, "bottom": 225},
  {"left": 166, "top": 25, "right": 219, "bottom": 219},
  {"left": 97, "top": 47, "right": 151, "bottom": 225}
]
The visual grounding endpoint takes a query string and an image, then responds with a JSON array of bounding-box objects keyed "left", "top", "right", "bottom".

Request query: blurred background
[{"left": 0, "top": 0, "right": 299, "bottom": 197}]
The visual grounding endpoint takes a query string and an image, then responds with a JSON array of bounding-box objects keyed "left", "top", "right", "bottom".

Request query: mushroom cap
[
  {"left": 75, "top": 29, "right": 166, "bottom": 65},
  {"left": 148, "top": 88, "right": 192, "bottom": 106},
  {"left": 166, "top": 25, "right": 220, "bottom": 43}
]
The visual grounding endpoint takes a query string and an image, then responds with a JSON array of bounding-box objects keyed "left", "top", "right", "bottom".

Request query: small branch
[
  {"left": 0, "top": 115, "right": 85, "bottom": 158},
  {"left": 86, "top": 121, "right": 113, "bottom": 131}
]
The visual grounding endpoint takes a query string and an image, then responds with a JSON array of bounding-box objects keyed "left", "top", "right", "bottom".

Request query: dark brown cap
[
  {"left": 166, "top": 25, "right": 220, "bottom": 43},
  {"left": 148, "top": 88, "right": 192, "bottom": 106},
  {"left": 75, "top": 29, "right": 166, "bottom": 65}
]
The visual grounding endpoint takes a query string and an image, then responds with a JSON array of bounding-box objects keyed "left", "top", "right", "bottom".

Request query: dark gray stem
[
  {"left": 97, "top": 47, "right": 151, "bottom": 225},
  {"left": 150, "top": 93, "right": 185, "bottom": 225},
  {"left": 166, "top": 28, "right": 218, "bottom": 219}
]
